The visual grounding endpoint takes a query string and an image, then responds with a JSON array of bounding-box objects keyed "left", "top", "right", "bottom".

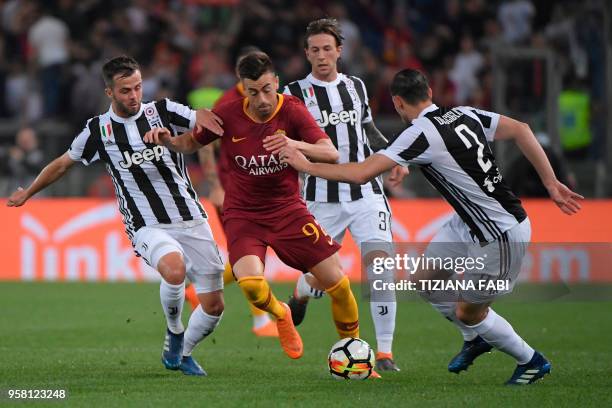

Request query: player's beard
[
  {"left": 115, "top": 99, "right": 141, "bottom": 117},
  {"left": 255, "top": 103, "right": 273, "bottom": 118}
]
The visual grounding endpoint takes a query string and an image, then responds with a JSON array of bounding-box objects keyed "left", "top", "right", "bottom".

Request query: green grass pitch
[{"left": 0, "top": 282, "right": 611, "bottom": 407}]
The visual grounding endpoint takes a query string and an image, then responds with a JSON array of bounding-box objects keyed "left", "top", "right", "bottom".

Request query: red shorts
[{"left": 224, "top": 207, "right": 341, "bottom": 271}]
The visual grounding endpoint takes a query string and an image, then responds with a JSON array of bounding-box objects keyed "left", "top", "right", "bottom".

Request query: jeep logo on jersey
[
  {"left": 317, "top": 109, "right": 358, "bottom": 128},
  {"left": 234, "top": 154, "right": 288, "bottom": 176},
  {"left": 118, "top": 145, "right": 164, "bottom": 169}
]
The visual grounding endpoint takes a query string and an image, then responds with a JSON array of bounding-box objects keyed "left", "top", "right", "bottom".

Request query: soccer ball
[{"left": 328, "top": 337, "right": 374, "bottom": 380}]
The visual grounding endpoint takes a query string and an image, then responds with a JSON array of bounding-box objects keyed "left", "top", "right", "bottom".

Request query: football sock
[
  {"left": 183, "top": 305, "right": 222, "bottom": 356},
  {"left": 326, "top": 276, "right": 359, "bottom": 338},
  {"left": 431, "top": 302, "right": 478, "bottom": 341},
  {"left": 468, "top": 308, "right": 535, "bottom": 364},
  {"left": 237, "top": 276, "right": 286, "bottom": 320},
  {"left": 160, "top": 279, "right": 185, "bottom": 334},
  {"left": 222, "top": 263, "right": 267, "bottom": 320},
  {"left": 222, "top": 263, "right": 234, "bottom": 285},
  {"left": 370, "top": 301, "right": 396, "bottom": 354}
]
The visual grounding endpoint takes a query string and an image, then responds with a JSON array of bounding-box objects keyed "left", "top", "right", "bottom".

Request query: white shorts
[
  {"left": 307, "top": 195, "right": 393, "bottom": 247},
  {"left": 309, "top": 196, "right": 395, "bottom": 302},
  {"left": 424, "top": 214, "right": 531, "bottom": 303},
  {"left": 133, "top": 220, "right": 224, "bottom": 294}
]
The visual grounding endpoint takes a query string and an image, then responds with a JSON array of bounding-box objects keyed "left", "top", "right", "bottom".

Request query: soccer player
[
  {"left": 193, "top": 46, "right": 279, "bottom": 338},
  {"left": 143, "top": 51, "right": 362, "bottom": 361},
  {"left": 283, "top": 18, "right": 406, "bottom": 372},
  {"left": 279, "top": 69, "right": 583, "bottom": 384},
  {"left": 7, "top": 56, "right": 227, "bottom": 377}
]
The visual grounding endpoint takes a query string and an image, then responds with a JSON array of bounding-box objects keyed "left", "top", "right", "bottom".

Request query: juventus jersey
[
  {"left": 68, "top": 99, "right": 206, "bottom": 242},
  {"left": 283, "top": 73, "right": 383, "bottom": 202},
  {"left": 380, "top": 104, "right": 526, "bottom": 243}
]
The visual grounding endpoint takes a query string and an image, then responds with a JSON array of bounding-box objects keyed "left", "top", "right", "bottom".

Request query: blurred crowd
[{"left": 0, "top": 0, "right": 607, "bottom": 197}]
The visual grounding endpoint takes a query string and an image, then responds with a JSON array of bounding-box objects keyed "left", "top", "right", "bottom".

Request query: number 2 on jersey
[{"left": 454, "top": 124, "right": 492, "bottom": 173}]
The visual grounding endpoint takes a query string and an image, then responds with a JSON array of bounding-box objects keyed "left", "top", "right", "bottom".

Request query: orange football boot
[
  {"left": 275, "top": 303, "right": 303, "bottom": 359},
  {"left": 252, "top": 320, "right": 279, "bottom": 337}
]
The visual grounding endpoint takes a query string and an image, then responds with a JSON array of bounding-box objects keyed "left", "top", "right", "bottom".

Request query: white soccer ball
[{"left": 328, "top": 337, "right": 374, "bottom": 380}]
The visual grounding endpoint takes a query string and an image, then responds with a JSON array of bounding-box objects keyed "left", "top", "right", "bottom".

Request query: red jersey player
[
  {"left": 144, "top": 51, "right": 361, "bottom": 360},
  {"left": 188, "top": 47, "right": 280, "bottom": 339}
]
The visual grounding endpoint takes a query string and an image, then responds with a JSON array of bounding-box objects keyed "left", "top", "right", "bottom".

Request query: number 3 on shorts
[
  {"left": 378, "top": 211, "right": 388, "bottom": 231},
  {"left": 302, "top": 220, "right": 333, "bottom": 245}
]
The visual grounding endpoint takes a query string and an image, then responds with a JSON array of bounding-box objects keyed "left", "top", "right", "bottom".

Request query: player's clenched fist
[
  {"left": 387, "top": 165, "right": 409, "bottom": 188},
  {"left": 7, "top": 187, "right": 29, "bottom": 207},
  {"left": 263, "top": 133, "right": 296, "bottom": 155},
  {"left": 279, "top": 146, "right": 310, "bottom": 172},
  {"left": 143, "top": 127, "right": 172, "bottom": 146}
]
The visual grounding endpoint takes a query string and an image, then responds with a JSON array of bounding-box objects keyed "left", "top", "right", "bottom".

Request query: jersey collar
[
  {"left": 108, "top": 103, "right": 144, "bottom": 123},
  {"left": 417, "top": 103, "right": 438, "bottom": 119},
  {"left": 306, "top": 72, "right": 345, "bottom": 87},
  {"left": 236, "top": 82, "right": 245, "bottom": 96}
]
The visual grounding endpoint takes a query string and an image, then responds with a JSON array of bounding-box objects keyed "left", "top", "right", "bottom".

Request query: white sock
[
  {"left": 183, "top": 305, "right": 222, "bottom": 356},
  {"left": 468, "top": 308, "right": 535, "bottom": 364},
  {"left": 160, "top": 280, "right": 185, "bottom": 334},
  {"left": 253, "top": 313, "right": 271, "bottom": 329},
  {"left": 370, "top": 301, "right": 396, "bottom": 354},
  {"left": 295, "top": 273, "right": 324, "bottom": 299},
  {"left": 430, "top": 302, "right": 478, "bottom": 341}
]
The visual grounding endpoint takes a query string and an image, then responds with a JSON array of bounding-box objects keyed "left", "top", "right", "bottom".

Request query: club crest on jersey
[
  {"left": 318, "top": 109, "right": 358, "bottom": 128},
  {"left": 234, "top": 154, "right": 288, "bottom": 176},
  {"left": 119, "top": 145, "right": 164, "bottom": 169}
]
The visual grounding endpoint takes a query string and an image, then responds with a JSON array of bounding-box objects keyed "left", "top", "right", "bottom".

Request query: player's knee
[
  {"left": 455, "top": 305, "right": 487, "bottom": 326},
  {"left": 158, "top": 253, "right": 186, "bottom": 284},
  {"left": 161, "top": 267, "right": 186, "bottom": 285},
  {"left": 162, "top": 269, "right": 185, "bottom": 285},
  {"left": 203, "top": 299, "right": 224, "bottom": 316},
  {"left": 199, "top": 293, "right": 224, "bottom": 316}
]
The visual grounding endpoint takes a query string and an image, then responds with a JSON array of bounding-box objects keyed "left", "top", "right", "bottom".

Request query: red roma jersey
[{"left": 194, "top": 94, "right": 329, "bottom": 221}]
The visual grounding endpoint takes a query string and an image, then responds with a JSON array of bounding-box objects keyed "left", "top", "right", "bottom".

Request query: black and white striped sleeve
[
  {"left": 68, "top": 119, "right": 99, "bottom": 165},
  {"left": 378, "top": 125, "right": 430, "bottom": 166},
  {"left": 353, "top": 77, "right": 372, "bottom": 124},
  {"left": 462, "top": 106, "right": 501, "bottom": 142},
  {"left": 165, "top": 98, "right": 196, "bottom": 132}
]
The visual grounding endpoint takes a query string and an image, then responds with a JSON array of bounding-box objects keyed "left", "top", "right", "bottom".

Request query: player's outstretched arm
[
  {"left": 143, "top": 127, "right": 202, "bottom": 154},
  {"left": 7, "top": 152, "right": 76, "bottom": 207},
  {"left": 280, "top": 146, "right": 396, "bottom": 185},
  {"left": 263, "top": 134, "right": 338, "bottom": 163},
  {"left": 494, "top": 115, "right": 584, "bottom": 215},
  {"left": 363, "top": 122, "right": 409, "bottom": 187}
]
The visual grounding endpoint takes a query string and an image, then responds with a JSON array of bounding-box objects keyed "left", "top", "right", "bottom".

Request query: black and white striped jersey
[
  {"left": 380, "top": 104, "right": 527, "bottom": 243},
  {"left": 283, "top": 73, "right": 384, "bottom": 202},
  {"left": 68, "top": 99, "right": 206, "bottom": 242}
]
